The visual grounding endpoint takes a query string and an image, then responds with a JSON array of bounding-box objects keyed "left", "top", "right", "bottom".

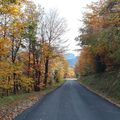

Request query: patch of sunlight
[{"left": 64, "top": 78, "right": 77, "bottom": 81}]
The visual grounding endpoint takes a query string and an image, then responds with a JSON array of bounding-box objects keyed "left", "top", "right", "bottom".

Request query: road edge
[
  {"left": 14, "top": 81, "right": 65, "bottom": 120},
  {"left": 78, "top": 81, "right": 120, "bottom": 108}
]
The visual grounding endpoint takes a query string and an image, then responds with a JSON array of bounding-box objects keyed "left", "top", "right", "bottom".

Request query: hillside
[
  {"left": 79, "top": 70, "right": 120, "bottom": 101},
  {"left": 65, "top": 53, "right": 77, "bottom": 67}
]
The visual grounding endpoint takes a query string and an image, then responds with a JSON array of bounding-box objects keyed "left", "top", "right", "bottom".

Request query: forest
[
  {"left": 75, "top": 0, "right": 120, "bottom": 99},
  {"left": 0, "top": 0, "right": 120, "bottom": 119},
  {"left": 0, "top": 0, "right": 70, "bottom": 97}
]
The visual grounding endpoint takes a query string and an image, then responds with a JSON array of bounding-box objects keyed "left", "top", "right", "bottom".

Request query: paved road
[{"left": 15, "top": 80, "right": 120, "bottom": 120}]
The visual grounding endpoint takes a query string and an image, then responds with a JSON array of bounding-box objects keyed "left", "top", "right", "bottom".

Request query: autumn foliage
[
  {"left": 0, "top": 0, "right": 68, "bottom": 96},
  {"left": 75, "top": 0, "right": 120, "bottom": 76},
  {"left": 75, "top": 47, "right": 94, "bottom": 76}
]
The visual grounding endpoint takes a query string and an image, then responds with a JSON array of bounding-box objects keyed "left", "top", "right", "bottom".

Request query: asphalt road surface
[{"left": 15, "top": 80, "right": 120, "bottom": 120}]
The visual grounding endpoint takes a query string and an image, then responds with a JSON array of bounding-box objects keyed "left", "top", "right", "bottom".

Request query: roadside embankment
[{"left": 78, "top": 70, "right": 120, "bottom": 107}]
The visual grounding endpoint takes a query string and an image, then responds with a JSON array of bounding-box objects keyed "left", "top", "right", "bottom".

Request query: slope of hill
[{"left": 65, "top": 53, "right": 77, "bottom": 67}]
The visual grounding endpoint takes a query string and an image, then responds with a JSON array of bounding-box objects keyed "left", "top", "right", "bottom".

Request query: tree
[
  {"left": 75, "top": 0, "right": 120, "bottom": 75},
  {"left": 39, "top": 9, "right": 67, "bottom": 87},
  {"left": 75, "top": 47, "right": 94, "bottom": 75},
  {"left": 24, "top": 1, "right": 41, "bottom": 91},
  {"left": 0, "top": 0, "right": 24, "bottom": 94},
  {"left": 0, "top": 0, "right": 68, "bottom": 96}
]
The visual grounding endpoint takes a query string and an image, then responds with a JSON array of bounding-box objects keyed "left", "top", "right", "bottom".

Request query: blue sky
[{"left": 34, "top": 0, "right": 97, "bottom": 56}]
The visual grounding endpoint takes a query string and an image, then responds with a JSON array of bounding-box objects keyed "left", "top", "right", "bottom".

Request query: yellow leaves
[
  {"left": 12, "top": 21, "right": 26, "bottom": 37},
  {"left": 41, "top": 43, "right": 53, "bottom": 57},
  {"left": 0, "top": 79, "right": 14, "bottom": 89},
  {"left": 66, "top": 67, "right": 75, "bottom": 78},
  {"left": 0, "top": 61, "right": 13, "bottom": 79},
  {"left": 20, "top": 76, "right": 34, "bottom": 91},
  {"left": 0, "top": 61, "right": 23, "bottom": 78},
  {"left": 49, "top": 54, "right": 69, "bottom": 81},
  {"left": 12, "top": 62, "right": 23, "bottom": 75},
  {"left": 0, "top": 6, "right": 8, "bottom": 14},
  {"left": 0, "top": 0, "right": 25, "bottom": 16},
  {"left": 9, "top": 5, "right": 20, "bottom": 15},
  {"left": 0, "top": 38, "right": 14, "bottom": 90},
  {"left": 13, "top": 21, "right": 25, "bottom": 28},
  {"left": 0, "top": 0, "right": 20, "bottom": 4},
  {"left": 0, "top": 38, "right": 11, "bottom": 56},
  {"left": 0, "top": 5, "right": 20, "bottom": 15}
]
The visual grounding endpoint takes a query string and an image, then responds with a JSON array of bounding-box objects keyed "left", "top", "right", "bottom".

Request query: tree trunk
[
  {"left": 28, "top": 44, "right": 31, "bottom": 78},
  {"left": 44, "top": 57, "right": 49, "bottom": 87}
]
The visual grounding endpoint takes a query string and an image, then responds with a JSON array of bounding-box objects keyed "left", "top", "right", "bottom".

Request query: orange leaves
[
  {"left": 75, "top": 47, "right": 94, "bottom": 75},
  {"left": 76, "top": 0, "right": 120, "bottom": 74},
  {"left": 90, "top": 16, "right": 105, "bottom": 31}
]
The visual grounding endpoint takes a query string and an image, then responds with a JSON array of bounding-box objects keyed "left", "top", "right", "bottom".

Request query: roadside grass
[
  {"left": 0, "top": 92, "right": 35, "bottom": 107},
  {"left": 0, "top": 80, "right": 65, "bottom": 108},
  {"left": 78, "top": 70, "right": 120, "bottom": 101}
]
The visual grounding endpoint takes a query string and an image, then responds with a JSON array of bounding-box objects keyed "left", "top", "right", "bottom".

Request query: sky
[{"left": 34, "top": 0, "right": 97, "bottom": 56}]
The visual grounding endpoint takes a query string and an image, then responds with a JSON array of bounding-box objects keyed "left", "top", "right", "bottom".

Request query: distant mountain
[{"left": 65, "top": 53, "right": 77, "bottom": 67}]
